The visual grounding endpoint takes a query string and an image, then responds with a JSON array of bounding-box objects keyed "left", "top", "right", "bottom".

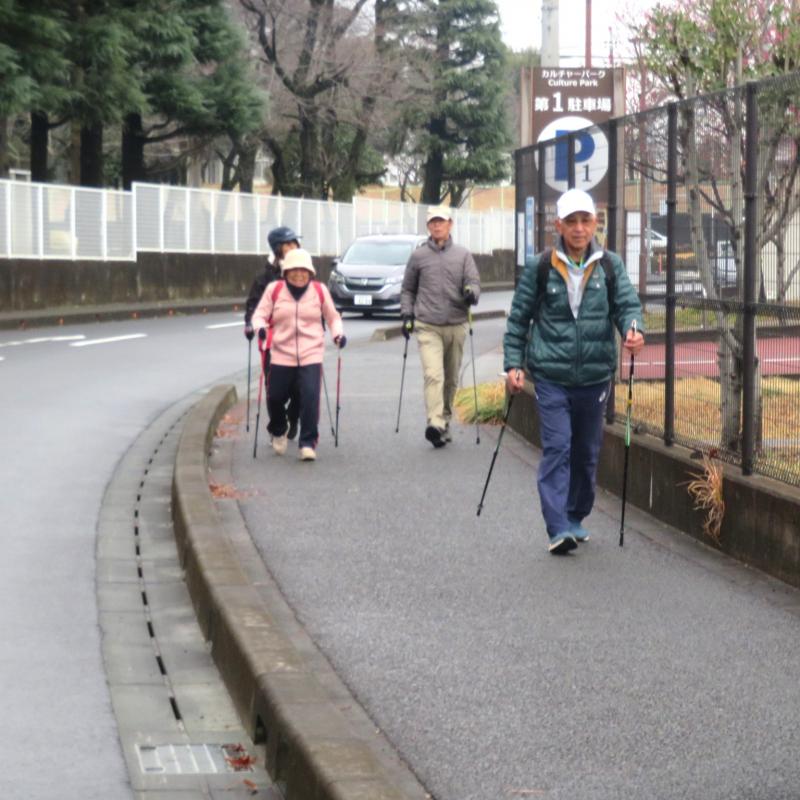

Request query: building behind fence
[
  {"left": 516, "top": 71, "right": 800, "bottom": 488},
  {"left": 0, "top": 180, "right": 514, "bottom": 262}
]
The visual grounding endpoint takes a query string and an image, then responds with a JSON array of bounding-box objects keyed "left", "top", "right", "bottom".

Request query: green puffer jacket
[{"left": 503, "top": 243, "right": 643, "bottom": 387}]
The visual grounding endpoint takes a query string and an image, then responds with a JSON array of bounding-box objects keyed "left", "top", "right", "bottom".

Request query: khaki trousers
[{"left": 415, "top": 321, "right": 467, "bottom": 430}]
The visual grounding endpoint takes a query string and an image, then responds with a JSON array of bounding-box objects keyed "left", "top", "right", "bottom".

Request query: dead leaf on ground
[{"left": 209, "top": 481, "right": 249, "bottom": 500}]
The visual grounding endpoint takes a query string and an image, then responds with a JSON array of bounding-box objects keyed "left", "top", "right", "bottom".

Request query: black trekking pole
[
  {"left": 619, "top": 321, "right": 637, "bottom": 547},
  {"left": 467, "top": 309, "right": 480, "bottom": 445},
  {"left": 246, "top": 338, "right": 252, "bottom": 432},
  {"left": 476, "top": 390, "right": 515, "bottom": 516},
  {"left": 334, "top": 345, "right": 342, "bottom": 447},
  {"left": 395, "top": 336, "right": 409, "bottom": 433},
  {"left": 321, "top": 366, "right": 336, "bottom": 439},
  {"left": 253, "top": 341, "right": 267, "bottom": 458}
]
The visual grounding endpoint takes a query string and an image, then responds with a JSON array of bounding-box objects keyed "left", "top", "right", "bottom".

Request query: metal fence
[
  {"left": 0, "top": 179, "right": 134, "bottom": 260},
  {"left": 516, "top": 71, "right": 800, "bottom": 487},
  {"left": 1, "top": 179, "right": 513, "bottom": 262}
]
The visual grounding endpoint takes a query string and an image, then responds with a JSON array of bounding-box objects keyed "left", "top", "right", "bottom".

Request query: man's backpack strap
[{"left": 534, "top": 249, "right": 616, "bottom": 320}]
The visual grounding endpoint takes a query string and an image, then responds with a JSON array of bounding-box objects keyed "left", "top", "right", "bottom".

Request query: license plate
[{"left": 354, "top": 294, "right": 372, "bottom": 306}]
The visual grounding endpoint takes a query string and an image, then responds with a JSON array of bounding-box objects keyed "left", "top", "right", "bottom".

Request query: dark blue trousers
[
  {"left": 266, "top": 363, "right": 321, "bottom": 449},
  {"left": 533, "top": 379, "right": 610, "bottom": 538}
]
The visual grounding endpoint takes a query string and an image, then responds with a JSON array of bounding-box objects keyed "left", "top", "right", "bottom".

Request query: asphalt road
[{"left": 231, "top": 313, "right": 800, "bottom": 800}]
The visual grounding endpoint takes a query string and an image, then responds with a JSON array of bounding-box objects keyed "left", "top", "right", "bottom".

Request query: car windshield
[{"left": 342, "top": 241, "right": 415, "bottom": 266}]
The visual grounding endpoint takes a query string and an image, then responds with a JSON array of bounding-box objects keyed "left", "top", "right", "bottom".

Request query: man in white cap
[
  {"left": 401, "top": 204, "right": 481, "bottom": 448},
  {"left": 503, "top": 188, "right": 645, "bottom": 554}
]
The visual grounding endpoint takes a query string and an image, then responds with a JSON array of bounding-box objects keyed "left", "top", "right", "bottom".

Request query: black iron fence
[{"left": 515, "top": 72, "right": 800, "bottom": 486}]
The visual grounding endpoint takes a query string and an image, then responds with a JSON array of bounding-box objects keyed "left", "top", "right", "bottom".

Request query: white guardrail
[{"left": 0, "top": 179, "right": 514, "bottom": 261}]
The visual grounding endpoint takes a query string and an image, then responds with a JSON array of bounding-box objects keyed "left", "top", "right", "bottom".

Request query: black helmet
[{"left": 267, "top": 226, "right": 301, "bottom": 254}]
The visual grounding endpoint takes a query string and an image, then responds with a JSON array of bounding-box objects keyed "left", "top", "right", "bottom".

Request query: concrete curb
[
  {"left": 371, "top": 307, "right": 507, "bottom": 341},
  {"left": 172, "top": 385, "right": 428, "bottom": 800}
]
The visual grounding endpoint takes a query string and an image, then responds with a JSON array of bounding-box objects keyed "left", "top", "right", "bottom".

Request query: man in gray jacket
[{"left": 401, "top": 205, "right": 481, "bottom": 448}]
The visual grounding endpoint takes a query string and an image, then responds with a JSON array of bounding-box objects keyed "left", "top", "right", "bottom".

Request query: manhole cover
[{"left": 136, "top": 743, "right": 255, "bottom": 774}]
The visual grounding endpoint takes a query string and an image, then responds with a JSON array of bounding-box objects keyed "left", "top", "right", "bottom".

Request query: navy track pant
[
  {"left": 533, "top": 379, "right": 610, "bottom": 538},
  {"left": 266, "top": 363, "right": 321, "bottom": 449}
]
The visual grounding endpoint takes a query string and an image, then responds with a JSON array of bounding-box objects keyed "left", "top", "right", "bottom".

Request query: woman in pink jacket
[{"left": 252, "top": 248, "right": 345, "bottom": 461}]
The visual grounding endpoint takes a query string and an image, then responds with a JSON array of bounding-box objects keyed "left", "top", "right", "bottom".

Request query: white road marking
[
  {"left": 0, "top": 335, "right": 86, "bottom": 348},
  {"left": 70, "top": 334, "right": 147, "bottom": 348},
  {"left": 205, "top": 321, "right": 242, "bottom": 329}
]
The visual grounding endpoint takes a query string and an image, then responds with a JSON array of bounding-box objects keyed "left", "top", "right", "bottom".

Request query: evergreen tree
[
  {"left": 410, "top": 0, "right": 511, "bottom": 205},
  {"left": 0, "top": 0, "right": 71, "bottom": 178},
  {"left": 120, "top": 0, "right": 264, "bottom": 189}
]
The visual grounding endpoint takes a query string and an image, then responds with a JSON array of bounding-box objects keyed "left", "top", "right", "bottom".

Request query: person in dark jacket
[
  {"left": 503, "top": 188, "right": 645, "bottom": 555},
  {"left": 244, "top": 226, "right": 301, "bottom": 439},
  {"left": 400, "top": 205, "right": 481, "bottom": 448}
]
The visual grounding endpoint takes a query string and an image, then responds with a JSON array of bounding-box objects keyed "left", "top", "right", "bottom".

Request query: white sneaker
[
  {"left": 299, "top": 447, "right": 316, "bottom": 461},
  {"left": 271, "top": 434, "right": 288, "bottom": 456}
]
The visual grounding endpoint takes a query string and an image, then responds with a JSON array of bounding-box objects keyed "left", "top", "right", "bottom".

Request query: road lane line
[
  {"left": 205, "top": 322, "right": 242, "bottom": 329},
  {"left": 70, "top": 334, "right": 147, "bottom": 347},
  {"left": 0, "top": 335, "right": 86, "bottom": 348}
]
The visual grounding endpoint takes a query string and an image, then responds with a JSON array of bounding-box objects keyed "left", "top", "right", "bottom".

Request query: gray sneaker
[{"left": 443, "top": 424, "right": 452, "bottom": 443}]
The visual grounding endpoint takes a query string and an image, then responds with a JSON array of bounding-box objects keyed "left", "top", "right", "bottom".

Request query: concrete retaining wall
[
  {"left": 1, "top": 249, "right": 515, "bottom": 312},
  {"left": 509, "top": 380, "right": 800, "bottom": 589}
]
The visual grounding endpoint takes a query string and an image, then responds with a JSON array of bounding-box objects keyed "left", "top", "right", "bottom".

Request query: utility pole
[
  {"left": 541, "top": 0, "right": 559, "bottom": 67},
  {"left": 585, "top": 0, "right": 592, "bottom": 67}
]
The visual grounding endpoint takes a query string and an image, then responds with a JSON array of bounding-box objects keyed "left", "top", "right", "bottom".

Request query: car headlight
[
  {"left": 330, "top": 270, "right": 345, "bottom": 285},
  {"left": 385, "top": 275, "right": 403, "bottom": 286}
]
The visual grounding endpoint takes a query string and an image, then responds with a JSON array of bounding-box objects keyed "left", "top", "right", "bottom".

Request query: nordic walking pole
[
  {"left": 321, "top": 366, "right": 336, "bottom": 438},
  {"left": 253, "top": 340, "right": 267, "bottom": 458},
  {"left": 619, "top": 321, "right": 637, "bottom": 547},
  {"left": 476, "top": 386, "right": 515, "bottom": 516},
  {"left": 395, "top": 336, "right": 409, "bottom": 433},
  {"left": 467, "top": 309, "right": 480, "bottom": 445},
  {"left": 334, "top": 343, "right": 342, "bottom": 447},
  {"left": 246, "top": 338, "right": 252, "bottom": 432}
]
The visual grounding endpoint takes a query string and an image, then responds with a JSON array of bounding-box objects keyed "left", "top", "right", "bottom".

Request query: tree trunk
[
  {"left": 265, "top": 136, "right": 289, "bottom": 195},
  {"left": 236, "top": 139, "right": 257, "bottom": 193},
  {"left": 0, "top": 116, "right": 8, "bottom": 178},
  {"left": 80, "top": 121, "right": 104, "bottom": 187},
  {"left": 30, "top": 112, "right": 50, "bottom": 182},
  {"left": 421, "top": 115, "right": 446, "bottom": 205},
  {"left": 220, "top": 146, "right": 237, "bottom": 191},
  {"left": 682, "top": 102, "right": 743, "bottom": 452},
  {"left": 122, "top": 113, "right": 147, "bottom": 190}
]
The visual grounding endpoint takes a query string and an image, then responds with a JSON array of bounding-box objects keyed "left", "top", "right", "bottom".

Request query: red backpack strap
[
  {"left": 265, "top": 280, "right": 285, "bottom": 350},
  {"left": 312, "top": 280, "right": 324, "bottom": 306}
]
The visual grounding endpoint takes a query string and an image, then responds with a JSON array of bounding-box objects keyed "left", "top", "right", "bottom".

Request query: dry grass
[
  {"left": 453, "top": 380, "right": 507, "bottom": 424},
  {"left": 614, "top": 376, "right": 800, "bottom": 480},
  {"left": 684, "top": 454, "right": 726, "bottom": 542}
]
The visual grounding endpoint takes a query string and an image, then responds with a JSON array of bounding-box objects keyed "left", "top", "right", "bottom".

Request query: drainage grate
[{"left": 136, "top": 743, "right": 255, "bottom": 775}]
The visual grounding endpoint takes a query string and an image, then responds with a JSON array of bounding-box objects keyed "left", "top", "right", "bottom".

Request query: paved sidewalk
[{"left": 229, "top": 316, "right": 800, "bottom": 800}]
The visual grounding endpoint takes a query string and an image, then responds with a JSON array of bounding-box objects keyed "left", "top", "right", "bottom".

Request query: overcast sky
[{"left": 495, "top": 0, "right": 661, "bottom": 64}]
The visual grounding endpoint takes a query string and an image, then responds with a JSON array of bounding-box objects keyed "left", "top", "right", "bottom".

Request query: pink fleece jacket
[{"left": 251, "top": 280, "right": 344, "bottom": 367}]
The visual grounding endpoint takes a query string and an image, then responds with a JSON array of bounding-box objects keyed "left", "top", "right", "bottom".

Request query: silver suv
[{"left": 328, "top": 234, "right": 426, "bottom": 316}]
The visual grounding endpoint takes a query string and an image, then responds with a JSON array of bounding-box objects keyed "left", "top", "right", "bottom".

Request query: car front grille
[{"left": 344, "top": 277, "right": 385, "bottom": 291}]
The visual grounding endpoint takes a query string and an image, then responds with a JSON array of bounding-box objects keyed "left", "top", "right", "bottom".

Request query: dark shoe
[
  {"left": 548, "top": 532, "right": 578, "bottom": 555},
  {"left": 287, "top": 418, "right": 299, "bottom": 440},
  {"left": 425, "top": 425, "right": 446, "bottom": 448}
]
